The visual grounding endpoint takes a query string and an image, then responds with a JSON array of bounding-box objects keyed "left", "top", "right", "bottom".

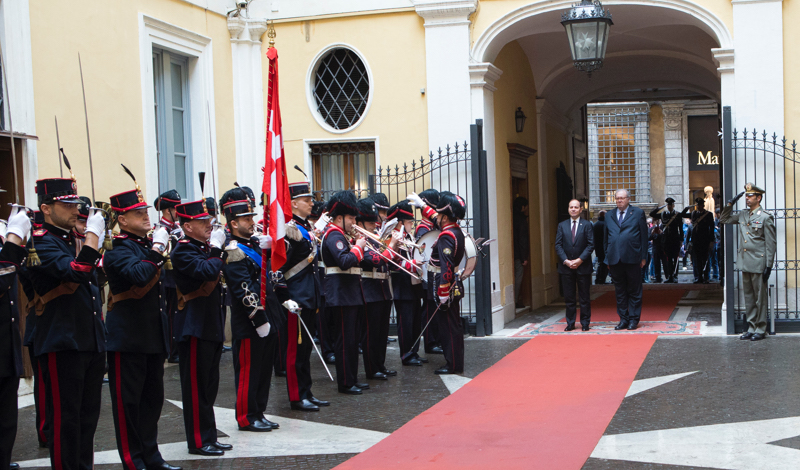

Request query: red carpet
[
  {"left": 560, "top": 289, "right": 685, "bottom": 322},
  {"left": 336, "top": 335, "right": 656, "bottom": 470}
]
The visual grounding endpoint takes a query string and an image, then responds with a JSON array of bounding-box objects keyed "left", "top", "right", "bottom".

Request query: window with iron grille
[
  {"left": 310, "top": 142, "right": 375, "bottom": 200},
  {"left": 312, "top": 48, "right": 370, "bottom": 130},
  {"left": 587, "top": 103, "right": 651, "bottom": 206}
]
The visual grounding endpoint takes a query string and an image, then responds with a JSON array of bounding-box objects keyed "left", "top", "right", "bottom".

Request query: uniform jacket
[
  {"left": 103, "top": 231, "right": 168, "bottom": 354},
  {"left": 555, "top": 218, "right": 594, "bottom": 275},
  {"left": 430, "top": 223, "right": 465, "bottom": 301},
  {"left": 171, "top": 236, "right": 226, "bottom": 342},
  {"left": 274, "top": 215, "right": 320, "bottom": 309},
  {"left": 0, "top": 241, "right": 27, "bottom": 377},
  {"left": 27, "top": 223, "right": 105, "bottom": 356},
  {"left": 683, "top": 208, "right": 715, "bottom": 247},
  {"left": 604, "top": 206, "right": 649, "bottom": 266},
  {"left": 222, "top": 235, "right": 275, "bottom": 340},
  {"left": 359, "top": 238, "right": 391, "bottom": 303},
  {"left": 719, "top": 204, "right": 777, "bottom": 273},
  {"left": 390, "top": 234, "right": 418, "bottom": 301},
  {"left": 321, "top": 225, "right": 364, "bottom": 307}
]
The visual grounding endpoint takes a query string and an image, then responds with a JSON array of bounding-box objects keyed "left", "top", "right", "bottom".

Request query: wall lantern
[
  {"left": 580, "top": 197, "right": 589, "bottom": 211},
  {"left": 561, "top": 0, "right": 613, "bottom": 77},
  {"left": 515, "top": 107, "right": 527, "bottom": 133}
]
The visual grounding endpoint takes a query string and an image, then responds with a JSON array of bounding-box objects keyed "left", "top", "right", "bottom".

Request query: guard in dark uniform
[
  {"left": 356, "top": 198, "right": 396, "bottom": 380},
  {"left": 649, "top": 198, "right": 683, "bottom": 283},
  {"left": 408, "top": 189, "right": 442, "bottom": 356},
  {"left": 154, "top": 189, "right": 183, "bottom": 363},
  {"left": 321, "top": 191, "right": 368, "bottom": 394},
  {"left": 171, "top": 199, "right": 232, "bottom": 457},
  {"left": 28, "top": 177, "right": 106, "bottom": 470},
  {"left": 371, "top": 192, "right": 390, "bottom": 227},
  {"left": 0, "top": 207, "right": 30, "bottom": 470},
  {"left": 309, "top": 200, "right": 335, "bottom": 364},
  {"left": 274, "top": 182, "right": 328, "bottom": 411},
  {"left": 219, "top": 188, "right": 279, "bottom": 431},
  {"left": 387, "top": 201, "right": 425, "bottom": 366},
  {"left": 681, "top": 197, "right": 715, "bottom": 283},
  {"left": 103, "top": 184, "right": 181, "bottom": 470},
  {"left": 429, "top": 192, "right": 467, "bottom": 375}
]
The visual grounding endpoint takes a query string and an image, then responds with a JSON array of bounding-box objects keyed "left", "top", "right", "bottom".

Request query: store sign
[{"left": 688, "top": 115, "right": 720, "bottom": 171}]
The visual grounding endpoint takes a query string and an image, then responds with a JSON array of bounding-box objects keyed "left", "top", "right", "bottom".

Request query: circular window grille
[{"left": 313, "top": 48, "right": 370, "bottom": 130}]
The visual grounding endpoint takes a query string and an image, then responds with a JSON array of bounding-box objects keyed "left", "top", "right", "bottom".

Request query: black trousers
[
  {"left": 178, "top": 337, "right": 222, "bottom": 450},
  {"left": 609, "top": 263, "right": 644, "bottom": 323},
  {"left": 165, "top": 287, "right": 179, "bottom": 362},
  {"left": 233, "top": 335, "right": 275, "bottom": 427},
  {"left": 317, "top": 296, "right": 334, "bottom": 358},
  {"left": 0, "top": 375, "right": 18, "bottom": 470},
  {"left": 693, "top": 245, "right": 710, "bottom": 281},
  {"left": 395, "top": 299, "right": 421, "bottom": 360},
  {"left": 651, "top": 249, "right": 663, "bottom": 281},
  {"left": 28, "top": 345, "right": 48, "bottom": 446},
  {"left": 422, "top": 294, "right": 440, "bottom": 353},
  {"left": 331, "top": 305, "right": 361, "bottom": 389},
  {"left": 286, "top": 307, "right": 316, "bottom": 402},
  {"left": 272, "top": 307, "right": 288, "bottom": 376},
  {"left": 663, "top": 254, "right": 678, "bottom": 280},
  {"left": 361, "top": 300, "right": 391, "bottom": 376},
  {"left": 108, "top": 351, "right": 166, "bottom": 470},
  {"left": 437, "top": 299, "right": 464, "bottom": 372},
  {"left": 561, "top": 271, "right": 592, "bottom": 326},
  {"left": 40, "top": 350, "right": 105, "bottom": 470},
  {"left": 595, "top": 257, "right": 609, "bottom": 284}
]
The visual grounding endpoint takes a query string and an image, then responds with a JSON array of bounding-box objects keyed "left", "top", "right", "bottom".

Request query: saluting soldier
[
  {"left": 682, "top": 197, "right": 715, "bottom": 283},
  {"left": 650, "top": 198, "right": 683, "bottom": 283},
  {"left": 103, "top": 183, "right": 181, "bottom": 470},
  {"left": 428, "top": 192, "right": 467, "bottom": 375},
  {"left": 0, "top": 206, "right": 30, "bottom": 470},
  {"left": 154, "top": 189, "right": 183, "bottom": 364},
  {"left": 274, "top": 182, "right": 329, "bottom": 411},
  {"left": 321, "top": 191, "right": 369, "bottom": 394},
  {"left": 408, "top": 188, "right": 441, "bottom": 358},
  {"left": 171, "top": 199, "right": 232, "bottom": 456},
  {"left": 719, "top": 183, "right": 777, "bottom": 341},
  {"left": 27, "top": 177, "right": 107, "bottom": 470},
  {"left": 219, "top": 188, "right": 278, "bottom": 432}
]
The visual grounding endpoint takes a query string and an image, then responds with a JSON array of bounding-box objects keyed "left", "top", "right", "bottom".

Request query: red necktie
[{"left": 572, "top": 221, "right": 577, "bottom": 242}]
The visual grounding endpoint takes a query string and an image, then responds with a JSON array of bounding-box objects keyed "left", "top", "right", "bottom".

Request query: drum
[
  {"left": 413, "top": 229, "right": 477, "bottom": 280},
  {"left": 413, "top": 230, "right": 440, "bottom": 280},
  {"left": 460, "top": 231, "right": 478, "bottom": 280}
]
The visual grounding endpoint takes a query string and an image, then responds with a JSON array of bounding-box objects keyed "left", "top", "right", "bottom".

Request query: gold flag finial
[{"left": 267, "top": 20, "right": 276, "bottom": 47}]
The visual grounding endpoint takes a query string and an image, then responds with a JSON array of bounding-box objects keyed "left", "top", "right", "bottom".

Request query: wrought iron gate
[{"left": 722, "top": 106, "right": 800, "bottom": 333}]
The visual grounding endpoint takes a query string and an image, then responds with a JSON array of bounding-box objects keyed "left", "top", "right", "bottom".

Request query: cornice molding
[
  {"left": 414, "top": 0, "right": 477, "bottom": 26},
  {"left": 711, "top": 48, "right": 734, "bottom": 76},
  {"left": 228, "top": 16, "right": 269, "bottom": 44},
  {"left": 469, "top": 62, "right": 503, "bottom": 92}
]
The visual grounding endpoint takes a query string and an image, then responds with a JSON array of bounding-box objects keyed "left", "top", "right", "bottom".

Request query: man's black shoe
[
  {"left": 387, "top": 337, "right": 397, "bottom": 343},
  {"left": 38, "top": 441, "right": 48, "bottom": 448},
  {"left": 369, "top": 372, "right": 388, "bottom": 380},
  {"left": 382, "top": 369, "right": 397, "bottom": 376},
  {"left": 418, "top": 356, "right": 429, "bottom": 363},
  {"left": 239, "top": 420, "right": 272, "bottom": 432},
  {"left": 260, "top": 418, "right": 280, "bottom": 429},
  {"left": 10, "top": 464, "right": 20, "bottom": 470},
  {"left": 147, "top": 463, "right": 183, "bottom": 470},
  {"left": 309, "top": 396, "right": 330, "bottom": 407},
  {"left": 430, "top": 346, "right": 444, "bottom": 354},
  {"left": 581, "top": 325, "right": 590, "bottom": 331},
  {"left": 564, "top": 324, "right": 575, "bottom": 332},
  {"left": 275, "top": 370, "right": 287, "bottom": 377},
  {"left": 338, "top": 386, "right": 363, "bottom": 395},
  {"left": 403, "top": 358, "right": 423, "bottom": 366},
  {"left": 213, "top": 442, "right": 233, "bottom": 451},
  {"left": 740, "top": 332, "right": 754, "bottom": 340},
  {"left": 750, "top": 333, "right": 766, "bottom": 341},
  {"left": 614, "top": 321, "right": 629, "bottom": 330},
  {"left": 222, "top": 345, "right": 232, "bottom": 353},
  {"left": 324, "top": 354, "right": 336, "bottom": 365},
  {"left": 188, "top": 446, "right": 224, "bottom": 456},
  {"left": 627, "top": 321, "right": 639, "bottom": 330},
  {"left": 167, "top": 356, "right": 179, "bottom": 364},
  {"left": 290, "top": 399, "right": 319, "bottom": 412},
  {"left": 435, "top": 367, "right": 454, "bottom": 375},
  {"left": 355, "top": 382, "right": 370, "bottom": 389}
]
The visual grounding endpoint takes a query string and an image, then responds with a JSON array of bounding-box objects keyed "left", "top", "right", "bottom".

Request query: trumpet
[
  {"left": 147, "top": 222, "right": 174, "bottom": 270},
  {"left": 351, "top": 225, "right": 422, "bottom": 280}
]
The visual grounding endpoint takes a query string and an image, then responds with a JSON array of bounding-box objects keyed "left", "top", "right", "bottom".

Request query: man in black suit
[
  {"left": 555, "top": 199, "right": 594, "bottom": 331},
  {"left": 604, "top": 189, "right": 649, "bottom": 330},
  {"left": 593, "top": 210, "right": 608, "bottom": 284}
]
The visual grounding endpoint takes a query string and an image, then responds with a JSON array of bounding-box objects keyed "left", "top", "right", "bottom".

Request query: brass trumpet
[
  {"left": 147, "top": 223, "right": 174, "bottom": 270},
  {"left": 351, "top": 224, "right": 422, "bottom": 280}
]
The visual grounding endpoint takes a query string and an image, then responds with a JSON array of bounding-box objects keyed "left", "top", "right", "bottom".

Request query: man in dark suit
[
  {"left": 604, "top": 189, "right": 649, "bottom": 330},
  {"left": 593, "top": 210, "right": 608, "bottom": 284},
  {"left": 555, "top": 199, "right": 594, "bottom": 331}
]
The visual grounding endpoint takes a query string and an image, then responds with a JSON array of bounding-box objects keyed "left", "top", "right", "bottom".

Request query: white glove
[
  {"left": 152, "top": 226, "right": 169, "bottom": 250},
  {"left": 209, "top": 226, "right": 226, "bottom": 249},
  {"left": 6, "top": 210, "right": 31, "bottom": 240},
  {"left": 85, "top": 210, "right": 106, "bottom": 238},
  {"left": 439, "top": 295, "right": 450, "bottom": 305},
  {"left": 256, "top": 321, "right": 271, "bottom": 338},
  {"left": 407, "top": 192, "right": 425, "bottom": 209},
  {"left": 257, "top": 234, "right": 273, "bottom": 250},
  {"left": 282, "top": 299, "right": 300, "bottom": 314}
]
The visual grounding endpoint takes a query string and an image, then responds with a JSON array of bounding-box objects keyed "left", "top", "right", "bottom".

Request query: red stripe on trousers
[
  {"left": 36, "top": 361, "right": 48, "bottom": 443},
  {"left": 47, "top": 353, "right": 62, "bottom": 470},
  {"left": 190, "top": 337, "right": 202, "bottom": 449},
  {"left": 286, "top": 313, "right": 300, "bottom": 401},
  {"left": 236, "top": 339, "right": 251, "bottom": 427},
  {"left": 114, "top": 352, "right": 137, "bottom": 469}
]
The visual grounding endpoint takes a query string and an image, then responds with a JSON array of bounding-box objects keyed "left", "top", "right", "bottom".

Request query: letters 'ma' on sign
[
  {"left": 697, "top": 151, "right": 719, "bottom": 166},
  {"left": 688, "top": 116, "right": 720, "bottom": 171}
]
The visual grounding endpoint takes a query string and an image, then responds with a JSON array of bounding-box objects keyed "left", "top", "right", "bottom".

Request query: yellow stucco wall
[
  {"left": 29, "top": 0, "right": 236, "bottom": 203},
  {"left": 785, "top": 0, "right": 800, "bottom": 144},
  {"left": 265, "top": 12, "right": 429, "bottom": 179},
  {"left": 491, "top": 41, "right": 539, "bottom": 300}
]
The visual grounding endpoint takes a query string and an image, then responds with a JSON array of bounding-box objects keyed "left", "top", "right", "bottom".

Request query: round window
[{"left": 312, "top": 48, "right": 370, "bottom": 130}]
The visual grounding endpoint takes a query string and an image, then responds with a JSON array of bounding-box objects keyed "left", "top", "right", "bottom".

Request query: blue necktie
[{"left": 618, "top": 210, "right": 624, "bottom": 225}]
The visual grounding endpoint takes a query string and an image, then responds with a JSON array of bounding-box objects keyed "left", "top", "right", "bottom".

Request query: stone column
[
  {"left": 634, "top": 113, "right": 651, "bottom": 203},
  {"left": 587, "top": 121, "right": 600, "bottom": 204},
  {"left": 662, "top": 103, "right": 685, "bottom": 208},
  {"left": 228, "top": 16, "right": 269, "bottom": 193}
]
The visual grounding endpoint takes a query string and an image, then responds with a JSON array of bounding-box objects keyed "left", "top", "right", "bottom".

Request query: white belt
[
  {"left": 325, "top": 266, "right": 362, "bottom": 276},
  {"left": 318, "top": 261, "right": 326, "bottom": 269},
  {"left": 362, "top": 270, "right": 388, "bottom": 280},
  {"left": 428, "top": 264, "right": 441, "bottom": 273}
]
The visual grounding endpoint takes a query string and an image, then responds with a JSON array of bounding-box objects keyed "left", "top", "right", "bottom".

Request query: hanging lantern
[{"left": 561, "top": 0, "right": 613, "bottom": 77}]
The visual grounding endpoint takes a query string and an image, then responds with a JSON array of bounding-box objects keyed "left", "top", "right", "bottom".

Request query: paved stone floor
[{"left": 16, "top": 284, "right": 800, "bottom": 470}]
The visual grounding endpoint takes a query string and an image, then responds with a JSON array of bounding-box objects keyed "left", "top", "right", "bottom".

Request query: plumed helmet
[
  {"left": 240, "top": 186, "right": 256, "bottom": 208},
  {"left": 418, "top": 188, "right": 440, "bottom": 208},
  {"left": 310, "top": 199, "right": 325, "bottom": 219},
  {"left": 387, "top": 200, "right": 415, "bottom": 221},
  {"left": 220, "top": 187, "right": 258, "bottom": 221},
  {"left": 357, "top": 197, "right": 379, "bottom": 223},
  {"left": 371, "top": 193, "right": 390, "bottom": 211},
  {"left": 326, "top": 190, "right": 359, "bottom": 218},
  {"left": 77, "top": 196, "right": 92, "bottom": 220},
  {"left": 436, "top": 191, "right": 466, "bottom": 220},
  {"left": 205, "top": 197, "right": 218, "bottom": 217}
]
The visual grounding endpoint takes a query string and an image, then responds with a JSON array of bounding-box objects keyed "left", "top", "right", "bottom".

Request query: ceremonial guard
[
  {"left": 719, "top": 184, "right": 776, "bottom": 341},
  {"left": 371, "top": 192, "right": 390, "bottom": 226},
  {"left": 321, "top": 191, "right": 369, "bottom": 394},
  {"left": 0, "top": 207, "right": 30, "bottom": 470},
  {"left": 356, "top": 198, "right": 396, "bottom": 380},
  {"left": 387, "top": 201, "right": 425, "bottom": 366},
  {"left": 649, "top": 198, "right": 683, "bottom": 283},
  {"left": 274, "top": 182, "right": 328, "bottom": 411},
  {"left": 310, "top": 201, "right": 335, "bottom": 365},
  {"left": 219, "top": 188, "right": 278, "bottom": 431},
  {"left": 103, "top": 174, "right": 181, "bottom": 470},
  {"left": 428, "top": 192, "right": 467, "bottom": 375},
  {"left": 409, "top": 188, "right": 441, "bottom": 357},
  {"left": 154, "top": 189, "right": 183, "bottom": 363},
  {"left": 681, "top": 197, "right": 715, "bottom": 283},
  {"left": 27, "top": 177, "right": 107, "bottom": 470},
  {"left": 171, "top": 198, "right": 232, "bottom": 456}
]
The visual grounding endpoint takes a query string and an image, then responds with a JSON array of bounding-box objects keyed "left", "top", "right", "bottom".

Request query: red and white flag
[{"left": 262, "top": 46, "right": 292, "bottom": 277}]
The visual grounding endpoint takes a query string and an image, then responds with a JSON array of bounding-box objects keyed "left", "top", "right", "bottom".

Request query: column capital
[
  {"left": 662, "top": 103, "right": 684, "bottom": 131},
  {"left": 227, "top": 16, "right": 246, "bottom": 40},
  {"left": 414, "top": 0, "right": 477, "bottom": 26},
  {"left": 469, "top": 62, "right": 502, "bottom": 92},
  {"left": 711, "top": 48, "right": 734, "bottom": 75},
  {"left": 228, "top": 17, "right": 269, "bottom": 44}
]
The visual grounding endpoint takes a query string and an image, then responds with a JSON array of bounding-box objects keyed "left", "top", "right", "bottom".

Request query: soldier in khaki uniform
[{"left": 719, "top": 183, "right": 777, "bottom": 341}]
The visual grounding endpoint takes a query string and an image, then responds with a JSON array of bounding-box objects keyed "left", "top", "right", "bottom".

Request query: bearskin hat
[
  {"left": 310, "top": 199, "right": 325, "bottom": 220},
  {"left": 436, "top": 191, "right": 466, "bottom": 220},
  {"left": 419, "top": 188, "right": 440, "bottom": 208},
  {"left": 357, "top": 198, "right": 379, "bottom": 223},
  {"left": 387, "top": 200, "right": 415, "bottom": 221},
  {"left": 371, "top": 192, "right": 390, "bottom": 211},
  {"left": 326, "top": 190, "right": 359, "bottom": 218}
]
